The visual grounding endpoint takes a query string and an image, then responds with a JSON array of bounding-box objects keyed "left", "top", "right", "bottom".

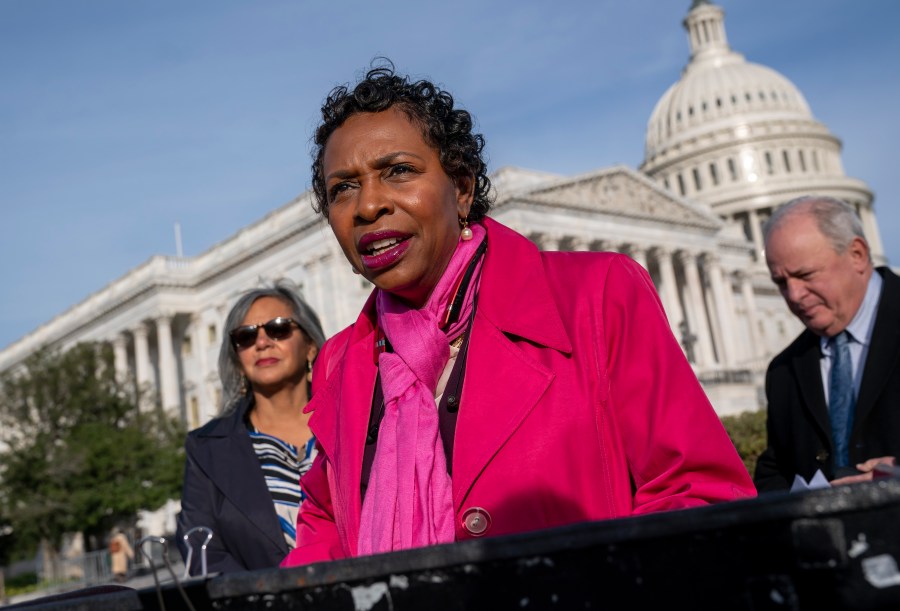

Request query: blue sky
[{"left": 1, "top": 0, "right": 898, "bottom": 350}]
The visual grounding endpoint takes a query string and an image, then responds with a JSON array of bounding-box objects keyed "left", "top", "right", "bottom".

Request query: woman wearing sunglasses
[
  {"left": 281, "top": 63, "right": 755, "bottom": 567},
  {"left": 177, "top": 282, "right": 326, "bottom": 575}
]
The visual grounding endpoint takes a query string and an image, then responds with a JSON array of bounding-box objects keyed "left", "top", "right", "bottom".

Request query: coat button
[
  {"left": 462, "top": 507, "right": 491, "bottom": 536},
  {"left": 816, "top": 449, "right": 830, "bottom": 463}
]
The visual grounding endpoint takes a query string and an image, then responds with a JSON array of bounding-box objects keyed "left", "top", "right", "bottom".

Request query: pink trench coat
[{"left": 282, "top": 218, "right": 756, "bottom": 566}]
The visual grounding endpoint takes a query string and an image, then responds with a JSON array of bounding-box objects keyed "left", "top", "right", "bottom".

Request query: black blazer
[
  {"left": 755, "top": 267, "right": 900, "bottom": 492},
  {"left": 176, "top": 397, "right": 289, "bottom": 575}
]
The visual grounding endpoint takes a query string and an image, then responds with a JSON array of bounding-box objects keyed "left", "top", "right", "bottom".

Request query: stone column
[
  {"left": 703, "top": 254, "right": 736, "bottom": 367},
  {"left": 536, "top": 233, "right": 563, "bottom": 251},
  {"left": 133, "top": 323, "right": 152, "bottom": 411},
  {"left": 595, "top": 240, "right": 617, "bottom": 253},
  {"left": 189, "top": 314, "right": 215, "bottom": 424},
  {"left": 624, "top": 245, "right": 648, "bottom": 270},
  {"left": 305, "top": 258, "right": 325, "bottom": 327},
  {"left": 155, "top": 314, "right": 180, "bottom": 415},
  {"left": 678, "top": 251, "right": 716, "bottom": 367},
  {"left": 569, "top": 236, "right": 592, "bottom": 252},
  {"left": 738, "top": 271, "right": 763, "bottom": 361},
  {"left": 112, "top": 334, "right": 129, "bottom": 384},
  {"left": 650, "top": 247, "right": 685, "bottom": 340},
  {"left": 721, "top": 270, "right": 744, "bottom": 363},
  {"left": 324, "top": 249, "right": 352, "bottom": 329},
  {"left": 747, "top": 208, "right": 764, "bottom": 262}
]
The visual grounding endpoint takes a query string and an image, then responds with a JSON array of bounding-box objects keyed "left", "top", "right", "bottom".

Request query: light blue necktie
[{"left": 829, "top": 331, "right": 855, "bottom": 468}]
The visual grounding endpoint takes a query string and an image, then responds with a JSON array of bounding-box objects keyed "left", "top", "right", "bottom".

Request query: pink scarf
[{"left": 357, "top": 223, "right": 486, "bottom": 556}]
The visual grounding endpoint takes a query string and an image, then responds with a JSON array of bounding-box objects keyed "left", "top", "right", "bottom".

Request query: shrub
[
  {"left": 721, "top": 409, "right": 767, "bottom": 476},
  {"left": 5, "top": 571, "right": 37, "bottom": 589}
]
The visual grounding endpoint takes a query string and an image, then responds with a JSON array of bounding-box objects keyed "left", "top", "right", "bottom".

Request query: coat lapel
[
  {"left": 453, "top": 315, "right": 555, "bottom": 508},
  {"left": 790, "top": 334, "right": 831, "bottom": 445},
  {"left": 855, "top": 268, "right": 900, "bottom": 428},
  {"left": 307, "top": 303, "right": 378, "bottom": 556},
  {"left": 452, "top": 219, "right": 572, "bottom": 508},
  {"left": 195, "top": 405, "right": 287, "bottom": 552}
]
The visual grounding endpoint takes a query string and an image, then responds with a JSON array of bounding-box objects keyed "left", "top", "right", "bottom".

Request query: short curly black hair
[{"left": 311, "top": 61, "right": 492, "bottom": 221}]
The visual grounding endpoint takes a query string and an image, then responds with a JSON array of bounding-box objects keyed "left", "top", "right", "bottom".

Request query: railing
[
  {"left": 698, "top": 368, "right": 753, "bottom": 385},
  {"left": 40, "top": 549, "right": 114, "bottom": 594},
  {"left": 0, "top": 549, "right": 115, "bottom": 604},
  {"left": 3, "top": 544, "right": 185, "bottom": 605},
  {"left": 10, "top": 479, "right": 900, "bottom": 610}
]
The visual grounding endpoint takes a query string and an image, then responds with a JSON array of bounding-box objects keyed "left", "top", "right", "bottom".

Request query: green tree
[
  {"left": 720, "top": 409, "right": 768, "bottom": 476},
  {"left": 0, "top": 342, "right": 184, "bottom": 557}
]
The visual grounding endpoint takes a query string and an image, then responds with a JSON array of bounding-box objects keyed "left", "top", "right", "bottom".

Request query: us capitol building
[{"left": 0, "top": 0, "right": 886, "bottom": 428}]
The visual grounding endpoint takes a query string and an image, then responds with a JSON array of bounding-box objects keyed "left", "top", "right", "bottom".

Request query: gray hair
[
  {"left": 218, "top": 280, "right": 326, "bottom": 415},
  {"left": 763, "top": 195, "right": 870, "bottom": 260}
]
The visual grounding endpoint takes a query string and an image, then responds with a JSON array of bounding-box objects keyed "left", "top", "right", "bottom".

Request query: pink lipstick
[{"left": 358, "top": 230, "right": 411, "bottom": 271}]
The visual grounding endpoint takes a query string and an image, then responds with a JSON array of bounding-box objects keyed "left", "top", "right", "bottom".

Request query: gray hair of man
[
  {"left": 217, "top": 281, "right": 326, "bottom": 415},
  {"left": 763, "top": 195, "right": 872, "bottom": 263}
]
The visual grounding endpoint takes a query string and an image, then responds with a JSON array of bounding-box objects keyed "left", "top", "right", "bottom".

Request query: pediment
[{"left": 495, "top": 165, "right": 721, "bottom": 230}]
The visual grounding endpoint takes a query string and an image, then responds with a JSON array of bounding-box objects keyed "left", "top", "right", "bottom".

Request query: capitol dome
[
  {"left": 645, "top": 57, "right": 813, "bottom": 160},
  {"left": 640, "top": 0, "right": 883, "bottom": 264}
]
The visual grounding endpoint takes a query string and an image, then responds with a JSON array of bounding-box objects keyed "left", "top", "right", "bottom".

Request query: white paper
[{"left": 790, "top": 469, "right": 831, "bottom": 492}]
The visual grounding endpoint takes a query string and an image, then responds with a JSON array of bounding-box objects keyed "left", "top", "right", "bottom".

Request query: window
[
  {"left": 782, "top": 150, "right": 791, "bottom": 173},
  {"left": 812, "top": 150, "right": 820, "bottom": 172},
  {"left": 692, "top": 168, "right": 702, "bottom": 191},
  {"left": 663, "top": 177, "right": 671, "bottom": 190},
  {"left": 727, "top": 158, "right": 738, "bottom": 181},
  {"left": 207, "top": 324, "right": 217, "bottom": 344},
  {"left": 709, "top": 162, "right": 720, "bottom": 186},
  {"left": 182, "top": 335, "right": 192, "bottom": 356},
  {"left": 677, "top": 173, "right": 686, "bottom": 196},
  {"left": 798, "top": 150, "right": 807, "bottom": 172},
  {"left": 740, "top": 215, "right": 753, "bottom": 241},
  {"left": 716, "top": 97, "right": 722, "bottom": 108},
  {"left": 764, "top": 151, "right": 774, "bottom": 175}
]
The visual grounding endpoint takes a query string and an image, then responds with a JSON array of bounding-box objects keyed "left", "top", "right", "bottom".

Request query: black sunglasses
[{"left": 230, "top": 317, "right": 300, "bottom": 350}]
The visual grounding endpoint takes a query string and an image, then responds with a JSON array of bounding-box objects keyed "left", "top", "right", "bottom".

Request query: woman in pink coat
[{"left": 282, "top": 62, "right": 755, "bottom": 566}]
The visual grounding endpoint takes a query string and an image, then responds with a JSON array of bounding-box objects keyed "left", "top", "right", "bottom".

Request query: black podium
[{"left": 13, "top": 479, "right": 900, "bottom": 610}]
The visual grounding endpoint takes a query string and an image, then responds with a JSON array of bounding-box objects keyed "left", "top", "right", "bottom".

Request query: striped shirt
[{"left": 248, "top": 431, "right": 317, "bottom": 549}]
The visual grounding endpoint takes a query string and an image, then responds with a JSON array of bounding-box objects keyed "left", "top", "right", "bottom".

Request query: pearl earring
[{"left": 460, "top": 218, "right": 473, "bottom": 241}]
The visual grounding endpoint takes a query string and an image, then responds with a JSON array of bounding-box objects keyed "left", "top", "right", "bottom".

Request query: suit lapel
[
  {"left": 791, "top": 334, "right": 831, "bottom": 444},
  {"left": 195, "top": 406, "right": 287, "bottom": 552},
  {"left": 855, "top": 269, "right": 900, "bottom": 427}
]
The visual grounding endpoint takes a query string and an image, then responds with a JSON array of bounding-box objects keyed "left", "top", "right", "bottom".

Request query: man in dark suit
[{"left": 754, "top": 196, "right": 899, "bottom": 492}]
